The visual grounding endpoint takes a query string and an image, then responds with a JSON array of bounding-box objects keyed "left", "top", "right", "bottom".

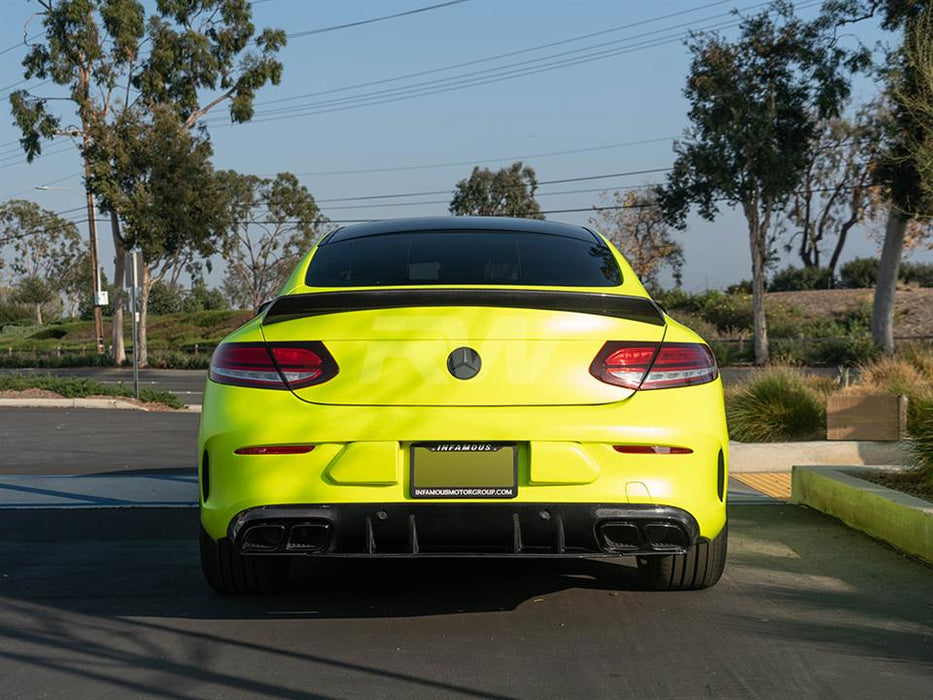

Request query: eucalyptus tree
[
  {"left": 449, "top": 162, "right": 544, "bottom": 219},
  {"left": 219, "top": 172, "right": 329, "bottom": 311},
  {"left": 0, "top": 200, "right": 81, "bottom": 323},
  {"left": 589, "top": 190, "right": 684, "bottom": 290},
  {"left": 821, "top": 1, "right": 933, "bottom": 352},
  {"left": 656, "top": 2, "right": 865, "bottom": 364},
  {"left": 9, "top": 0, "right": 286, "bottom": 364}
]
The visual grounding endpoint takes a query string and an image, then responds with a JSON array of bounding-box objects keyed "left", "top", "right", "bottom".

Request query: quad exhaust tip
[
  {"left": 240, "top": 521, "right": 331, "bottom": 553},
  {"left": 598, "top": 520, "right": 689, "bottom": 553}
]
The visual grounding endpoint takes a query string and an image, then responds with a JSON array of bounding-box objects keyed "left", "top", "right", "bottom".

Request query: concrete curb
[
  {"left": 0, "top": 398, "right": 200, "bottom": 413},
  {"left": 730, "top": 441, "right": 907, "bottom": 473},
  {"left": 0, "top": 397, "right": 149, "bottom": 411},
  {"left": 792, "top": 465, "right": 933, "bottom": 565}
]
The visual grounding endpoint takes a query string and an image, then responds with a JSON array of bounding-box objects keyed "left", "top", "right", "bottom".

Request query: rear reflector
[
  {"left": 235, "top": 445, "right": 316, "bottom": 455},
  {"left": 590, "top": 342, "right": 718, "bottom": 390},
  {"left": 210, "top": 342, "right": 338, "bottom": 390},
  {"left": 613, "top": 445, "right": 693, "bottom": 455}
]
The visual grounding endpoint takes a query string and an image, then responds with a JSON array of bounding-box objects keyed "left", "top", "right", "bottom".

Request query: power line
[
  {"left": 314, "top": 168, "right": 671, "bottom": 203},
  {"left": 0, "top": 32, "right": 42, "bottom": 57},
  {"left": 254, "top": 7, "right": 749, "bottom": 118},
  {"left": 286, "top": 1, "right": 472, "bottom": 39},
  {"left": 0, "top": 173, "right": 81, "bottom": 203},
  {"left": 0, "top": 142, "right": 74, "bottom": 169},
  {"left": 212, "top": 21, "right": 747, "bottom": 124},
  {"left": 321, "top": 183, "right": 660, "bottom": 211},
  {"left": 289, "top": 136, "right": 675, "bottom": 177},
  {"left": 208, "top": 0, "right": 797, "bottom": 126},
  {"left": 255, "top": 0, "right": 733, "bottom": 109}
]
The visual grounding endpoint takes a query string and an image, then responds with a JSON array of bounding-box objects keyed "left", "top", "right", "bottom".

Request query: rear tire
[
  {"left": 637, "top": 523, "right": 727, "bottom": 591},
  {"left": 199, "top": 525, "right": 291, "bottom": 594}
]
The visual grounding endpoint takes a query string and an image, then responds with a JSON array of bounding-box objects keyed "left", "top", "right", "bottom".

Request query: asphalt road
[
  {"left": 0, "top": 408, "right": 199, "bottom": 474},
  {"left": 0, "top": 504, "right": 929, "bottom": 699}
]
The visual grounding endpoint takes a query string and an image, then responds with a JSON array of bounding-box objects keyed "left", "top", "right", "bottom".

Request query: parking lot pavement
[
  {"left": 0, "top": 408, "right": 198, "bottom": 474},
  {"left": 0, "top": 504, "right": 929, "bottom": 699}
]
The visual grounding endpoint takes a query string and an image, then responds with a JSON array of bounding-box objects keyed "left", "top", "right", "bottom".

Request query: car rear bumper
[{"left": 226, "top": 502, "right": 701, "bottom": 558}]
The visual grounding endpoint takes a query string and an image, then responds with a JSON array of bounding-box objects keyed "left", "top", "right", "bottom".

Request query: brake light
[
  {"left": 613, "top": 445, "right": 693, "bottom": 454},
  {"left": 590, "top": 342, "right": 717, "bottom": 390},
  {"left": 209, "top": 342, "right": 338, "bottom": 390},
  {"left": 235, "top": 445, "right": 316, "bottom": 455}
]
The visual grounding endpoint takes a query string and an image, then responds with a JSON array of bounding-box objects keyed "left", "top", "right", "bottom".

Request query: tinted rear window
[{"left": 305, "top": 231, "right": 622, "bottom": 287}]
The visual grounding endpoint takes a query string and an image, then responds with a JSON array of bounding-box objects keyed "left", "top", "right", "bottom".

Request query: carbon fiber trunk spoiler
[{"left": 262, "top": 289, "right": 666, "bottom": 326}]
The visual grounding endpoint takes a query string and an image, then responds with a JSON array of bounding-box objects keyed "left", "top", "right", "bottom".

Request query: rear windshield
[{"left": 305, "top": 231, "right": 622, "bottom": 287}]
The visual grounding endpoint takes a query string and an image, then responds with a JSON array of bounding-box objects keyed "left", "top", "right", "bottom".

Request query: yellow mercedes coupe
[{"left": 198, "top": 217, "right": 728, "bottom": 593}]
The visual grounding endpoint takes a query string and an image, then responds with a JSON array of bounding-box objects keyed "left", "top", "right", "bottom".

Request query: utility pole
[
  {"left": 82, "top": 136, "right": 105, "bottom": 355},
  {"left": 35, "top": 179, "right": 107, "bottom": 354}
]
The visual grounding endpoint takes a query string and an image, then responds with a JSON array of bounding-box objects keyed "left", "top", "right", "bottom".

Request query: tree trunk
[
  {"left": 827, "top": 221, "right": 854, "bottom": 287},
  {"left": 872, "top": 209, "right": 908, "bottom": 355},
  {"left": 747, "top": 218, "right": 770, "bottom": 366},
  {"left": 110, "top": 215, "right": 126, "bottom": 365},
  {"left": 138, "top": 263, "right": 150, "bottom": 367},
  {"left": 34, "top": 303, "right": 42, "bottom": 326}
]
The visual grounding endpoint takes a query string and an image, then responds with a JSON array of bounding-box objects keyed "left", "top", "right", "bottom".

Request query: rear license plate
[{"left": 410, "top": 443, "right": 518, "bottom": 499}]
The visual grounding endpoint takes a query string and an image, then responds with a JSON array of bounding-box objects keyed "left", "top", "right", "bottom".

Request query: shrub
[
  {"left": 768, "top": 265, "right": 833, "bottom": 292},
  {"left": 27, "top": 327, "right": 68, "bottom": 340},
  {"left": 769, "top": 339, "right": 805, "bottom": 365},
  {"left": 697, "top": 291, "right": 753, "bottom": 332},
  {"left": 838, "top": 257, "right": 877, "bottom": 288},
  {"left": 147, "top": 350, "right": 211, "bottom": 370},
  {"left": 726, "top": 367, "right": 826, "bottom": 442},
  {"left": 148, "top": 281, "right": 185, "bottom": 316},
  {"left": 0, "top": 373, "right": 184, "bottom": 408},
  {"left": 809, "top": 334, "right": 880, "bottom": 366},
  {"left": 0, "top": 352, "right": 115, "bottom": 369},
  {"left": 708, "top": 339, "right": 752, "bottom": 365},
  {"left": 900, "top": 262, "right": 933, "bottom": 287},
  {"left": 726, "top": 279, "right": 752, "bottom": 294},
  {"left": 183, "top": 278, "right": 229, "bottom": 312}
]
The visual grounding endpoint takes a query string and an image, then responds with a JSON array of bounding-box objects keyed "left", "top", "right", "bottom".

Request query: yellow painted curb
[
  {"left": 732, "top": 472, "right": 791, "bottom": 500},
  {"left": 792, "top": 466, "right": 933, "bottom": 566}
]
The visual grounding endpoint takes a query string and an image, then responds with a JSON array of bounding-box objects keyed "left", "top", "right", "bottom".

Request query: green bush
[
  {"left": 27, "top": 327, "right": 68, "bottom": 340},
  {"left": 183, "top": 278, "right": 229, "bottom": 312},
  {"left": 726, "top": 367, "right": 826, "bottom": 441},
  {"left": 768, "top": 265, "right": 833, "bottom": 292},
  {"left": 838, "top": 258, "right": 877, "bottom": 288},
  {"left": 147, "top": 350, "right": 211, "bottom": 370},
  {"left": 0, "top": 324, "right": 41, "bottom": 338},
  {"left": 148, "top": 281, "right": 185, "bottom": 316},
  {"left": 726, "top": 279, "right": 753, "bottom": 294},
  {"left": 0, "top": 352, "right": 116, "bottom": 369},
  {"left": 809, "top": 334, "right": 880, "bottom": 366},
  {"left": 769, "top": 339, "right": 806, "bottom": 365},
  {"left": 900, "top": 262, "right": 933, "bottom": 287},
  {"left": 708, "top": 339, "right": 752, "bottom": 365},
  {"left": 0, "top": 373, "right": 183, "bottom": 408}
]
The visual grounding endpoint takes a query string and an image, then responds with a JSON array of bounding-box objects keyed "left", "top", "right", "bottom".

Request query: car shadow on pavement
[{"left": 1, "top": 505, "right": 932, "bottom": 698}]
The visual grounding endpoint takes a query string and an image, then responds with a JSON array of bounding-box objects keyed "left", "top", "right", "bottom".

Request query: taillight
[
  {"left": 613, "top": 445, "right": 693, "bottom": 454},
  {"left": 234, "top": 445, "right": 316, "bottom": 455},
  {"left": 590, "top": 342, "right": 717, "bottom": 390},
  {"left": 209, "top": 342, "right": 338, "bottom": 390}
]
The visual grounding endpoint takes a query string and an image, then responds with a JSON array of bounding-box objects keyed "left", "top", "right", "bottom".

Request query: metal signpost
[{"left": 124, "top": 250, "right": 144, "bottom": 399}]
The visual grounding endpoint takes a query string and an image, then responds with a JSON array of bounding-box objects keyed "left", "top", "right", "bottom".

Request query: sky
[{"left": 0, "top": 0, "right": 917, "bottom": 292}]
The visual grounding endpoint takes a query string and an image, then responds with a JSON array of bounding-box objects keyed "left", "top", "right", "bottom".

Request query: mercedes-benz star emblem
[{"left": 447, "top": 346, "right": 482, "bottom": 380}]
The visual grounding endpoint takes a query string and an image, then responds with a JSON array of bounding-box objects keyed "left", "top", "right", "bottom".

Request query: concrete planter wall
[{"left": 792, "top": 466, "right": 933, "bottom": 565}]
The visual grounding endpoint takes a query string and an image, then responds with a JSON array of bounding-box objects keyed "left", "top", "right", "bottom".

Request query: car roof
[{"left": 323, "top": 216, "right": 599, "bottom": 244}]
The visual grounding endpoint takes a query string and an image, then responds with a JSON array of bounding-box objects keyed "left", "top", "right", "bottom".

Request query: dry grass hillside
[{"left": 767, "top": 287, "right": 933, "bottom": 338}]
